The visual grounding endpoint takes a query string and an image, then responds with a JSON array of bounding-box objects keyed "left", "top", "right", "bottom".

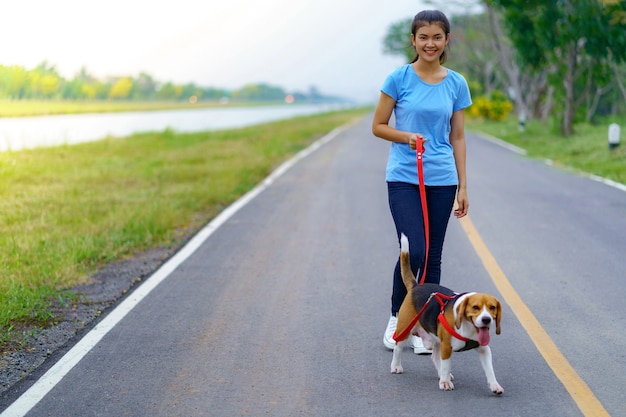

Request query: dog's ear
[
  {"left": 455, "top": 297, "right": 468, "bottom": 329},
  {"left": 495, "top": 299, "right": 502, "bottom": 335}
]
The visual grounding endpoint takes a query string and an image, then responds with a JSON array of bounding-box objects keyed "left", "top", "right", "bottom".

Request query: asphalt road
[{"left": 2, "top": 114, "right": 625, "bottom": 416}]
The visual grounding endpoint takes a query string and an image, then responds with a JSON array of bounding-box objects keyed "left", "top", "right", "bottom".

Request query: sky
[{"left": 2, "top": 0, "right": 478, "bottom": 103}]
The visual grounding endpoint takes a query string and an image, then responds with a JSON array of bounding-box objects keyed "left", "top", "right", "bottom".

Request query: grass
[
  {"left": 0, "top": 107, "right": 370, "bottom": 345},
  {"left": 466, "top": 116, "right": 626, "bottom": 186}
]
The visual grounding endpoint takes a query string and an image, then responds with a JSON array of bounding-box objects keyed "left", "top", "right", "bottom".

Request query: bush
[{"left": 468, "top": 90, "right": 513, "bottom": 121}]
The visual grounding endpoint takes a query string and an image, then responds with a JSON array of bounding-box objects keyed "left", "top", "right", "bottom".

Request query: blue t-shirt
[{"left": 381, "top": 64, "right": 472, "bottom": 185}]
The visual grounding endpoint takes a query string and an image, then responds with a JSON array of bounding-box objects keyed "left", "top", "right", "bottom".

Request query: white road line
[
  {"left": 473, "top": 131, "right": 527, "bottom": 155},
  {"left": 0, "top": 124, "right": 350, "bottom": 417}
]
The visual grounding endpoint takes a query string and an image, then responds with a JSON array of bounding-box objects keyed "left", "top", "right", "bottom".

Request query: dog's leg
[
  {"left": 430, "top": 343, "right": 441, "bottom": 375},
  {"left": 430, "top": 343, "right": 454, "bottom": 385},
  {"left": 390, "top": 339, "right": 407, "bottom": 374},
  {"left": 438, "top": 341, "right": 455, "bottom": 391},
  {"left": 476, "top": 346, "right": 503, "bottom": 395},
  {"left": 416, "top": 327, "right": 434, "bottom": 350},
  {"left": 438, "top": 360, "right": 454, "bottom": 391}
]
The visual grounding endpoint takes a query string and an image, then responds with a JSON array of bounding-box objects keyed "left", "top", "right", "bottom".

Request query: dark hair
[{"left": 410, "top": 10, "right": 451, "bottom": 64}]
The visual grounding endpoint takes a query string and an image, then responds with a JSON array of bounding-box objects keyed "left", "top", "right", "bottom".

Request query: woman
[{"left": 371, "top": 10, "right": 472, "bottom": 354}]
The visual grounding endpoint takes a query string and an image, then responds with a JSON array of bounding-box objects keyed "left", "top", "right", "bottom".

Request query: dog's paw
[
  {"left": 439, "top": 380, "right": 455, "bottom": 391},
  {"left": 390, "top": 364, "right": 404, "bottom": 374},
  {"left": 489, "top": 382, "right": 504, "bottom": 395}
]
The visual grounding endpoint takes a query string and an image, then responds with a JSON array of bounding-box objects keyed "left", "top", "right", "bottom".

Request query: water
[{"left": 0, "top": 103, "right": 348, "bottom": 152}]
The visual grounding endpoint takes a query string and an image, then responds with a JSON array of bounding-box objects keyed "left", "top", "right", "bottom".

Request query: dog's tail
[{"left": 400, "top": 233, "right": 417, "bottom": 291}]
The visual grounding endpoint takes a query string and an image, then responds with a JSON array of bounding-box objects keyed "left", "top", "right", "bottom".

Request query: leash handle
[{"left": 416, "top": 138, "right": 429, "bottom": 285}]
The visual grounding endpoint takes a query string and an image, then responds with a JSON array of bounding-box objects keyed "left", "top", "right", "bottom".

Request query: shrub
[{"left": 468, "top": 90, "right": 513, "bottom": 121}]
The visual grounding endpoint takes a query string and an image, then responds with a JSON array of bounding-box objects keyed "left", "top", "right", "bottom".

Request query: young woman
[{"left": 371, "top": 10, "right": 472, "bottom": 354}]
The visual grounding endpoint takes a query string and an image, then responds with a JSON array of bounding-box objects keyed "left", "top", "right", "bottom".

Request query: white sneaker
[
  {"left": 383, "top": 315, "right": 397, "bottom": 350},
  {"left": 411, "top": 335, "right": 431, "bottom": 355}
]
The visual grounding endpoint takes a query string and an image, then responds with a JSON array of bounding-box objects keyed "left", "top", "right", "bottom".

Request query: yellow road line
[{"left": 459, "top": 216, "right": 609, "bottom": 417}]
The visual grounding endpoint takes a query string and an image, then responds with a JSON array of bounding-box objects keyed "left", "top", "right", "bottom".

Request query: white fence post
[{"left": 608, "top": 123, "right": 620, "bottom": 150}]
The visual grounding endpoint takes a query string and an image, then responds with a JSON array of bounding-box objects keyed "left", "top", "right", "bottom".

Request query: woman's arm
[
  {"left": 450, "top": 109, "right": 468, "bottom": 218},
  {"left": 372, "top": 92, "right": 422, "bottom": 149}
]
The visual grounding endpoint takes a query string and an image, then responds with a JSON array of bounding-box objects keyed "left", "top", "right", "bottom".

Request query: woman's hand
[
  {"left": 454, "top": 188, "right": 469, "bottom": 218},
  {"left": 408, "top": 134, "right": 426, "bottom": 150}
]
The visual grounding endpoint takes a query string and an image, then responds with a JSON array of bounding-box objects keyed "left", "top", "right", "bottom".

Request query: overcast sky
[{"left": 3, "top": 0, "right": 479, "bottom": 102}]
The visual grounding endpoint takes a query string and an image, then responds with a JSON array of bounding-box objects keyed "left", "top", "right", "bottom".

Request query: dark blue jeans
[{"left": 387, "top": 182, "right": 457, "bottom": 315}]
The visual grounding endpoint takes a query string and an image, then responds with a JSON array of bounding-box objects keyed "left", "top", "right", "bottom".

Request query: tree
[
  {"left": 233, "top": 83, "right": 286, "bottom": 101},
  {"left": 108, "top": 77, "right": 133, "bottom": 99},
  {"left": 181, "top": 83, "right": 203, "bottom": 101},
  {"left": 28, "top": 62, "right": 62, "bottom": 98},
  {"left": 131, "top": 72, "right": 157, "bottom": 100},
  {"left": 201, "top": 86, "right": 230, "bottom": 100},
  {"left": 382, "top": 18, "right": 414, "bottom": 63},
  {"left": 449, "top": 13, "right": 503, "bottom": 95},
  {"left": 489, "top": 0, "right": 626, "bottom": 135},
  {"left": 480, "top": 2, "right": 553, "bottom": 122},
  {"left": 0, "top": 65, "right": 29, "bottom": 98},
  {"left": 38, "top": 74, "right": 61, "bottom": 97},
  {"left": 156, "top": 82, "right": 183, "bottom": 100}
]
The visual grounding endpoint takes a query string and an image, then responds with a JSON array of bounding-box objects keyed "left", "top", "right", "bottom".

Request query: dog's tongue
[{"left": 477, "top": 327, "right": 490, "bottom": 346}]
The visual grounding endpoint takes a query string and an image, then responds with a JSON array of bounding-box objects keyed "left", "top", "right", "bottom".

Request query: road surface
[{"left": 2, "top": 114, "right": 624, "bottom": 416}]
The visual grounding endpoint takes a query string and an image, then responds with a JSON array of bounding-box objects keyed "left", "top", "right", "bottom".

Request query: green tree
[
  {"left": 60, "top": 78, "right": 84, "bottom": 99},
  {"left": 0, "top": 65, "right": 29, "bottom": 98},
  {"left": 28, "top": 62, "right": 62, "bottom": 98},
  {"left": 234, "top": 83, "right": 286, "bottom": 101},
  {"left": 131, "top": 72, "right": 157, "bottom": 100},
  {"left": 108, "top": 77, "right": 133, "bottom": 99},
  {"left": 202, "top": 86, "right": 230, "bottom": 100},
  {"left": 489, "top": 0, "right": 626, "bottom": 135},
  {"left": 39, "top": 74, "right": 61, "bottom": 97},
  {"left": 156, "top": 81, "right": 183, "bottom": 100},
  {"left": 449, "top": 13, "right": 505, "bottom": 95},
  {"left": 181, "top": 82, "right": 203, "bottom": 101},
  {"left": 382, "top": 18, "right": 414, "bottom": 63}
]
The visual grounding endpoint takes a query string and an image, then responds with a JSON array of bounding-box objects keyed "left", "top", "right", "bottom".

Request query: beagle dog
[{"left": 391, "top": 234, "right": 504, "bottom": 395}]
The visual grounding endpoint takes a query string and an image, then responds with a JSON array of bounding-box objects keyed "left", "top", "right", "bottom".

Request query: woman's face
[{"left": 411, "top": 23, "right": 449, "bottom": 63}]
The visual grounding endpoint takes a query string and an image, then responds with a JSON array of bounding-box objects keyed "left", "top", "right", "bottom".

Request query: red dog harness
[
  {"left": 433, "top": 293, "right": 470, "bottom": 343},
  {"left": 394, "top": 291, "right": 470, "bottom": 343}
]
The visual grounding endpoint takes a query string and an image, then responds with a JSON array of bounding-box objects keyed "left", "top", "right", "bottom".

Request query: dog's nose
[{"left": 481, "top": 316, "right": 491, "bottom": 325}]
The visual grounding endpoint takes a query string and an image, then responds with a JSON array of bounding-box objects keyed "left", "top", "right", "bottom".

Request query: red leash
[
  {"left": 416, "top": 138, "right": 429, "bottom": 285},
  {"left": 391, "top": 138, "right": 431, "bottom": 343}
]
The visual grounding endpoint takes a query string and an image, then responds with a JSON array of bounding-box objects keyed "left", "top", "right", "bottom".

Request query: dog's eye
[
  {"left": 472, "top": 305, "right": 480, "bottom": 311},
  {"left": 489, "top": 305, "right": 496, "bottom": 311}
]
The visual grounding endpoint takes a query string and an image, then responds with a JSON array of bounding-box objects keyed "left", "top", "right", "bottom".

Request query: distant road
[{"left": 1, "top": 114, "right": 624, "bottom": 416}]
